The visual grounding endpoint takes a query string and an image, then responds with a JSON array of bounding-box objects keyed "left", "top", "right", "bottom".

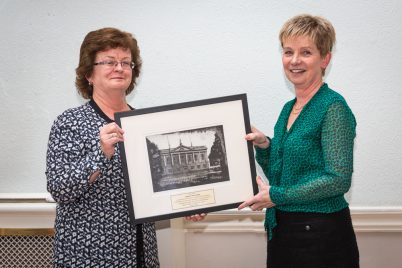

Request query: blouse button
[{"left": 305, "top": 225, "right": 311, "bottom": 231}]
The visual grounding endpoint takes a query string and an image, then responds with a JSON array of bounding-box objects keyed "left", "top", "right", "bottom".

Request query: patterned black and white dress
[{"left": 46, "top": 100, "right": 160, "bottom": 267}]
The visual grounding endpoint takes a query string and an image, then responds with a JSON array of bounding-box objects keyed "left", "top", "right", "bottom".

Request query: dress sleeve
[
  {"left": 270, "top": 101, "right": 356, "bottom": 205},
  {"left": 46, "top": 115, "right": 110, "bottom": 204}
]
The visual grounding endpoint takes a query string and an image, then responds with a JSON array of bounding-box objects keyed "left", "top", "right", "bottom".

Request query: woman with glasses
[
  {"left": 46, "top": 27, "right": 159, "bottom": 267},
  {"left": 238, "top": 15, "right": 359, "bottom": 267}
]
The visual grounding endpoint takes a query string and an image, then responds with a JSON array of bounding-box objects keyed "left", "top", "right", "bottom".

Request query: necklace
[
  {"left": 293, "top": 105, "right": 304, "bottom": 110},
  {"left": 292, "top": 82, "right": 323, "bottom": 115},
  {"left": 292, "top": 104, "right": 305, "bottom": 114}
]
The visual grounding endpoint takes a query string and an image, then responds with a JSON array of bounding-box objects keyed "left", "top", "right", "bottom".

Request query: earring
[{"left": 88, "top": 81, "right": 92, "bottom": 86}]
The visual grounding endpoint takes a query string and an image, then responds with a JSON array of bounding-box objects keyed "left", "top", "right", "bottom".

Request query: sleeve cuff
[
  {"left": 269, "top": 186, "right": 286, "bottom": 205},
  {"left": 254, "top": 146, "right": 270, "bottom": 156}
]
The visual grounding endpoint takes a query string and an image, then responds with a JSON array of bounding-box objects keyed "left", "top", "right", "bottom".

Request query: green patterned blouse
[{"left": 255, "top": 83, "right": 356, "bottom": 239}]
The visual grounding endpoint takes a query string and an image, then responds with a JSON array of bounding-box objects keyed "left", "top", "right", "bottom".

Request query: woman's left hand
[
  {"left": 185, "top": 213, "right": 207, "bottom": 222},
  {"left": 238, "top": 176, "right": 275, "bottom": 211}
]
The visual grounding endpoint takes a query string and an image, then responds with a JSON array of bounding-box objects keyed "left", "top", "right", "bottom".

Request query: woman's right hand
[
  {"left": 99, "top": 122, "right": 125, "bottom": 159},
  {"left": 238, "top": 176, "right": 275, "bottom": 211},
  {"left": 185, "top": 213, "right": 207, "bottom": 222},
  {"left": 245, "top": 126, "right": 270, "bottom": 149}
]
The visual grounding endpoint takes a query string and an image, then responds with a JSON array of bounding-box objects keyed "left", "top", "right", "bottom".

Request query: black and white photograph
[
  {"left": 115, "top": 94, "right": 257, "bottom": 223},
  {"left": 146, "top": 125, "right": 229, "bottom": 192}
]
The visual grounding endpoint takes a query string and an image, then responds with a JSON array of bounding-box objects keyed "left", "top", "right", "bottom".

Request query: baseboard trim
[
  {"left": 1, "top": 195, "right": 402, "bottom": 233},
  {"left": 184, "top": 207, "right": 402, "bottom": 233}
]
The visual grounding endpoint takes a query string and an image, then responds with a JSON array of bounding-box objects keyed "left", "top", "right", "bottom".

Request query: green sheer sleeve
[{"left": 270, "top": 101, "right": 356, "bottom": 205}]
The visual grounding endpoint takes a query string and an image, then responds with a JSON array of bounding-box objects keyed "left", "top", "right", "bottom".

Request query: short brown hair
[
  {"left": 75, "top": 27, "right": 142, "bottom": 99},
  {"left": 279, "top": 14, "right": 336, "bottom": 58}
]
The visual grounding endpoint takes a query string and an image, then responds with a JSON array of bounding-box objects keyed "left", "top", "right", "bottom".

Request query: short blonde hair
[{"left": 279, "top": 14, "right": 336, "bottom": 58}]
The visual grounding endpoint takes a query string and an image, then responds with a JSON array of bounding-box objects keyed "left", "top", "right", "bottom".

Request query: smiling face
[
  {"left": 87, "top": 47, "right": 133, "bottom": 97},
  {"left": 282, "top": 35, "right": 331, "bottom": 91}
]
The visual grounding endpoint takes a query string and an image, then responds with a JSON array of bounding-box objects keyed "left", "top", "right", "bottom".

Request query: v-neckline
[
  {"left": 285, "top": 83, "right": 326, "bottom": 133},
  {"left": 286, "top": 99, "right": 300, "bottom": 132}
]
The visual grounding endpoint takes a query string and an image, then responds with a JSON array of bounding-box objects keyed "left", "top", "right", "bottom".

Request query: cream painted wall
[
  {"left": 184, "top": 230, "right": 402, "bottom": 268},
  {"left": 0, "top": 1, "right": 401, "bottom": 209},
  {"left": 2, "top": 201, "right": 401, "bottom": 268}
]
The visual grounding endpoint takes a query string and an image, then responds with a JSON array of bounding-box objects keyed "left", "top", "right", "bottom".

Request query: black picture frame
[{"left": 115, "top": 94, "right": 257, "bottom": 224}]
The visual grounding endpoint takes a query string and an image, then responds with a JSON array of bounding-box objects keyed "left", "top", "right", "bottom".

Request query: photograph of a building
[{"left": 146, "top": 125, "right": 229, "bottom": 192}]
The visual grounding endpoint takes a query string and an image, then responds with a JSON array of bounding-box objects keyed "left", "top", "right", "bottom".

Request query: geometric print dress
[{"left": 46, "top": 100, "right": 160, "bottom": 267}]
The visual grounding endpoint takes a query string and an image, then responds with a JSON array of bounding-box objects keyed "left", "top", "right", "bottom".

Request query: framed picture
[{"left": 115, "top": 94, "right": 257, "bottom": 224}]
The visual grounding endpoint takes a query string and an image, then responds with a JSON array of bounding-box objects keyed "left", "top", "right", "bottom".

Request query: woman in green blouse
[{"left": 239, "top": 14, "right": 359, "bottom": 267}]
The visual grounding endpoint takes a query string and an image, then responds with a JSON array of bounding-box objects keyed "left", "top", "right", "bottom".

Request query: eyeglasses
[{"left": 93, "top": 60, "right": 135, "bottom": 70}]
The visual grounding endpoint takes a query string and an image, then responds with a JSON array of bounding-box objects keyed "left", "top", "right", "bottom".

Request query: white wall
[{"left": 0, "top": 0, "right": 401, "bottom": 209}]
